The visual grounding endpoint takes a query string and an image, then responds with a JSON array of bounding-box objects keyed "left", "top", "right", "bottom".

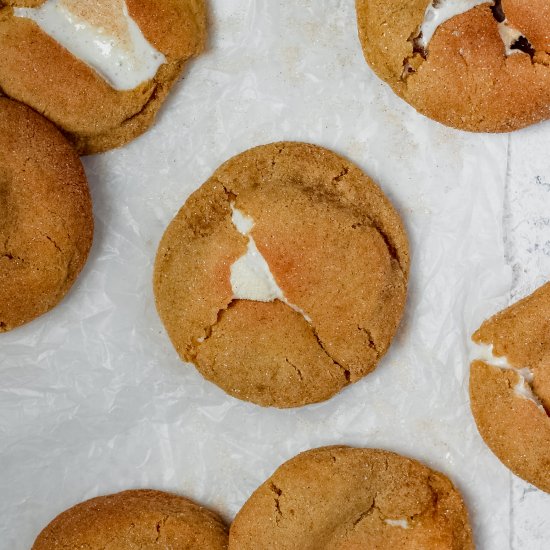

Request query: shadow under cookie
[{"left": 154, "top": 142, "right": 409, "bottom": 408}]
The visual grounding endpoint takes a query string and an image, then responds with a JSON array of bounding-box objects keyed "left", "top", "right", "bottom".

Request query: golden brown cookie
[
  {"left": 230, "top": 446, "right": 474, "bottom": 549},
  {"left": 0, "top": 97, "right": 93, "bottom": 333},
  {"left": 470, "top": 282, "right": 550, "bottom": 493},
  {"left": 32, "top": 489, "right": 229, "bottom": 549},
  {"left": 356, "top": 0, "right": 550, "bottom": 132},
  {"left": 154, "top": 142, "right": 409, "bottom": 408},
  {"left": 0, "top": 0, "right": 207, "bottom": 155}
]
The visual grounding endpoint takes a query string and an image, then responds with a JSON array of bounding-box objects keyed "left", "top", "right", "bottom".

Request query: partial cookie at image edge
[
  {"left": 470, "top": 282, "right": 550, "bottom": 493},
  {"left": 229, "top": 446, "right": 474, "bottom": 549},
  {"left": 0, "top": 97, "right": 93, "bottom": 333},
  {"left": 356, "top": 0, "right": 550, "bottom": 132},
  {"left": 31, "top": 489, "right": 229, "bottom": 549}
]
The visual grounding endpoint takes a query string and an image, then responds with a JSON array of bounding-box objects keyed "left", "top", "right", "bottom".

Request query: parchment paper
[{"left": 1, "top": 1, "right": 549, "bottom": 548}]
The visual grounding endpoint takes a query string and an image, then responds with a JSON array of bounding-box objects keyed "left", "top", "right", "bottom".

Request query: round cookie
[
  {"left": 32, "top": 489, "right": 229, "bottom": 549},
  {"left": 470, "top": 282, "right": 550, "bottom": 493},
  {"left": 229, "top": 446, "right": 474, "bottom": 549},
  {"left": 154, "top": 142, "right": 409, "bottom": 408},
  {"left": 356, "top": 0, "right": 550, "bottom": 132},
  {"left": 0, "top": 1, "right": 207, "bottom": 155},
  {"left": 0, "top": 98, "right": 93, "bottom": 333}
]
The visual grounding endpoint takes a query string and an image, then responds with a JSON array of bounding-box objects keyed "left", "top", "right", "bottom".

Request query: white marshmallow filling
[
  {"left": 412, "top": 0, "right": 535, "bottom": 57},
  {"left": 13, "top": 0, "right": 166, "bottom": 91},
  {"left": 472, "top": 343, "right": 547, "bottom": 414},
  {"left": 492, "top": 0, "right": 536, "bottom": 56},
  {"left": 384, "top": 518, "right": 410, "bottom": 529},
  {"left": 417, "top": 0, "right": 490, "bottom": 49},
  {"left": 230, "top": 205, "right": 311, "bottom": 323}
]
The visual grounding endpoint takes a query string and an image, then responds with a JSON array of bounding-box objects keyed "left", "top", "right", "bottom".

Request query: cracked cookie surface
[
  {"left": 0, "top": 98, "right": 93, "bottom": 333},
  {"left": 470, "top": 282, "right": 550, "bottom": 493},
  {"left": 32, "top": 489, "right": 229, "bottom": 549},
  {"left": 153, "top": 142, "right": 409, "bottom": 408},
  {"left": 356, "top": 0, "right": 550, "bottom": 132},
  {"left": 229, "top": 446, "right": 474, "bottom": 549},
  {"left": 0, "top": 0, "right": 207, "bottom": 154}
]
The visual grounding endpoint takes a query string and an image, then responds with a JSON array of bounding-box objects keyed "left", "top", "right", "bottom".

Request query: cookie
[
  {"left": 0, "top": 98, "right": 93, "bottom": 333},
  {"left": 356, "top": 0, "right": 550, "bottom": 132},
  {"left": 32, "top": 489, "right": 229, "bottom": 549},
  {"left": 0, "top": 1, "right": 207, "bottom": 154},
  {"left": 470, "top": 282, "right": 550, "bottom": 493},
  {"left": 154, "top": 142, "right": 409, "bottom": 408},
  {"left": 230, "top": 446, "right": 474, "bottom": 549}
]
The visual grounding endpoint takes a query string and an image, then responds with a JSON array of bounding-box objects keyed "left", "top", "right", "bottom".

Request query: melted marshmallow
[
  {"left": 231, "top": 208, "right": 284, "bottom": 303},
  {"left": 230, "top": 206, "right": 311, "bottom": 322},
  {"left": 385, "top": 518, "right": 409, "bottom": 529},
  {"left": 417, "top": 0, "right": 529, "bottom": 56},
  {"left": 472, "top": 343, "right": 545, "bottom": 412},
  {"left": 14, "top": 0, "right": 166, "bottom": 91},
  {"left": 418, "top": 0, "right": 490, "bottom": 48},
  {"left": 497, "top": 21, "right": 524, "bottom": 55}
]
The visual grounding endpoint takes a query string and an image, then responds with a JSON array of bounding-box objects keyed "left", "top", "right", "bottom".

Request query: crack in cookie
[
  {"left": 403, "top": 0, "right": 535, "bottom": 79},
  {"left": 492, "top": 0, "right": 535, "bottom": 56},
  {"left": 472, "top": 343, "right": 548, "bottom": 415},
  {"left": 228, "top": 204, "right": 312, "bottom": 323},
  {"left": 413, "top": 0, "right": 490, "bottom": 56}
]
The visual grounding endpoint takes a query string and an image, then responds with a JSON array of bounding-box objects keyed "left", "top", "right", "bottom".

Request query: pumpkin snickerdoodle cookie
[
  {"left": 0, "top": 0, "right": 207, "bottom": 154},
  {"left": 154, "top": 142, "right": 409, "bottom": 408},
  {"left": 229, "top": 446, "right": 474, "bottom": 549},
  {"left": 0, "top": 98, "right": 93, "bottom": 333},
  {"left": 356, "top": 0, "right": 550, "bottom": 132},
  {"left": 32, "top": 489, "right": 229, "bottom": 549},
  {"left": 470, "top": 282, "right": 550, "bottom": 493}
]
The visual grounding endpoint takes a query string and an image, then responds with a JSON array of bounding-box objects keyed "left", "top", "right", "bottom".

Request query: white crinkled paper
[{"left": 1, "top": 1, "right": 549, "bottom": 548}]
